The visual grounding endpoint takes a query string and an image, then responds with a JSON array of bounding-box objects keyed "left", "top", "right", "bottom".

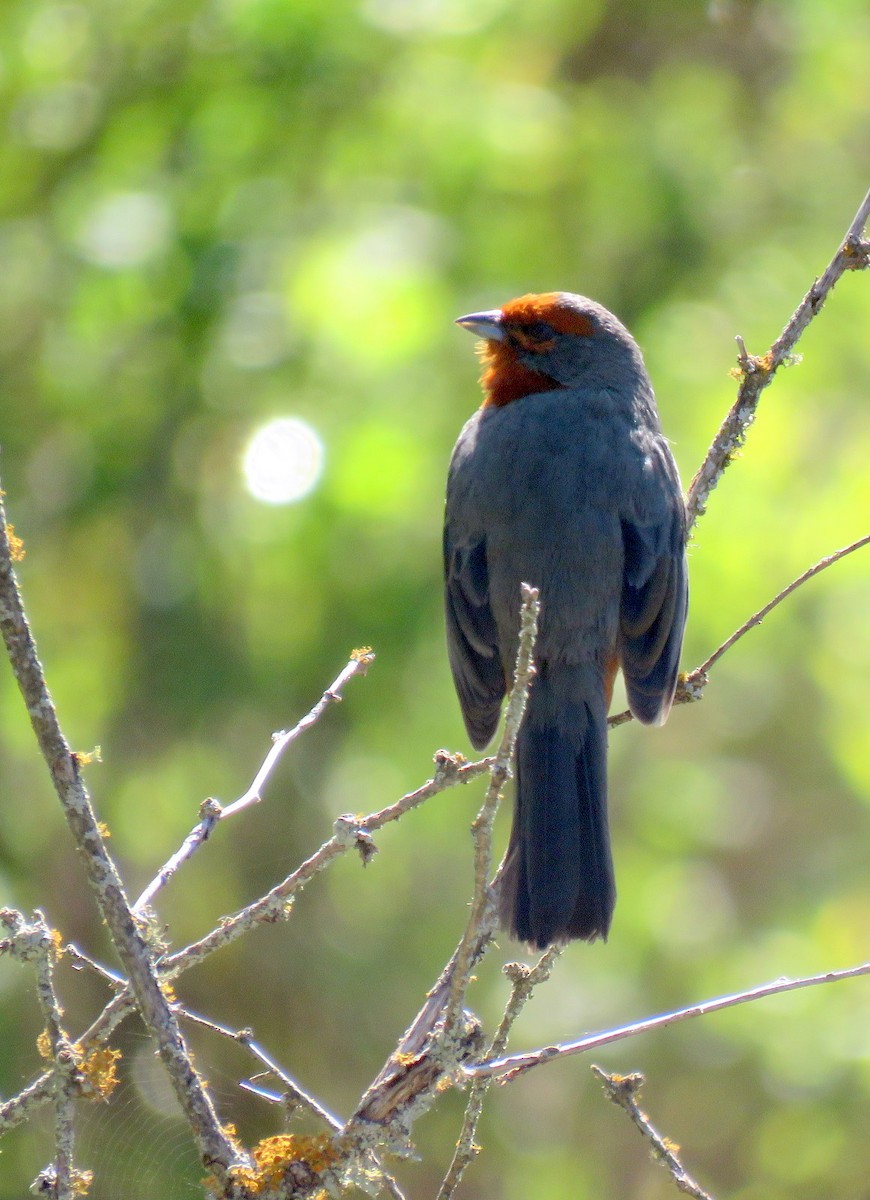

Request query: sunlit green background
[{"left": 1, "top": 0, "right": 869, "bottom": 1196}]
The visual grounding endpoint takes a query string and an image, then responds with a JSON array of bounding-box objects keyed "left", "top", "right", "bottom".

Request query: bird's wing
[
  {"left": 443, "top": 525, "right": 506, "bottom": 749},
  {"left": 618, "top": 441, "right": 688, "bottom": 725}
]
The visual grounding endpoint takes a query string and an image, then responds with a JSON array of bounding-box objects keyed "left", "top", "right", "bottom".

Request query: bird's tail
[{"left": 499, "top": 671, "right": 615, "bottom": 949}]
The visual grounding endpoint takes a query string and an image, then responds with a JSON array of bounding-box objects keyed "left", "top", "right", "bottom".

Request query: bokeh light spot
[
  {"left": 242, "top": 417, "right": 324, "bottom": 505},
  {"left": 361, "top": 0, "right": 505, "bottom": 34},
  {"left": 77, "top": 191, "right": 173, "bottom": 268}
]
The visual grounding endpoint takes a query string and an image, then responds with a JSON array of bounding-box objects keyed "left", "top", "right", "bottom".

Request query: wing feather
[
  {"left": 618, "top": 450, "right": 688, "bottom": 726},
  {"left": 443, "top": 530, "right": 505, "bottom": 748}
]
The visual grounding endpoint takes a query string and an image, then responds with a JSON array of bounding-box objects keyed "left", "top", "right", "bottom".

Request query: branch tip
[{"left": 592, "top": 1066, "right": 715, "bottom": 1200}]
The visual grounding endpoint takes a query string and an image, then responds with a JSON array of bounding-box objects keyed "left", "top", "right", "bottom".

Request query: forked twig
[
  {"left": 437, "top": 946, "right": 562, "bottom": 1200},
  {"left": 0, "top": 493, "right": 245, "bottom": 1185},
  {"left": 465, "top": 960, "right": 870, "bottom": 1081},
  {"left": 442, "top": 584, "right": 540, "bottom": 1040},
  {"left": 686, "top": 185, "right": 870, "bottom": 525},
  {"left": 592, "top": 1067, "right": 715, "bottom": 1200},
  {"left": 133, "top": 651, "right": 375, "bottom": 912},
  {"left": 335, "top": 589, "right": 541, "bottom": 1171},
  {"left": 608, "top": 530, "right": 870, "bottom": 730},
  {"left": 1, "top": 183, "right": 869, "bottom": 1199}
]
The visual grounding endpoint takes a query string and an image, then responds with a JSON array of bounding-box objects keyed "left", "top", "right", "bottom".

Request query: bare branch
[
  {"left": 65, "top": 942, "right": 127, "bottom": 991},
  {"left": 466, "top": 960, "right": 870, "bottom": 1081},
  {"left": 30, "top": 915, "right": 78, "bottom": 1200},
  {"left": 437, "top": 945, "right": 562, "bottom": 1200},
  {"left": 1, "top": 910, "right": 86, "bottom": 1199},
  {"left": 592, "top": 1067, "right": 715, "bottom": 1200},
  {"left": 609, "top": 531, "right": 870, "bottom": 728},
  {"left": 0, "top": 752, "right": 492, "bottom": 1138},
  {"left": 180, "top": 1007, "right": 343, "bottom": 1132},
  {"left": 133, "top": 651, "right": 375, "bottom": 912},
  {"left": 692, "top": 532, "right": 870, "bottom": 677},
  {"left": 442, "top": 584, "right": 540, "bottom": 1040},
  {"left": 0, "top": 493, "right": 245, "bottom": 1184},
  {"left": 606, "top": 186, "right": 870, "bottom": 733},
  {"left": 224, "top": 652, "right": 375, "bottom": 819},
  {"left": 687, "top": 184, "right": 870, "bottom": 526},
  {"left": 219, "top": 1021, "right": 407, "bottom": 1200}
]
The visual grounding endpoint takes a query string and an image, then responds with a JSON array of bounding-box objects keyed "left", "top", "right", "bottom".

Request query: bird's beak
[{"left": 454, "top": 309, "right": 506, "bottom": 341}]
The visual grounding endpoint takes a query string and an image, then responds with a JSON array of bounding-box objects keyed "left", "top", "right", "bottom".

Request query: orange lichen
[
  {"left": 5, "top": 523, "right": 25, "bottom": 561},
  {"left": 215, "top": 1134, "right": 338, "bottom": 1196},
  {"left": 501, "top": 292, "right": 596, "bottom": 338},
  {"left": 254, "top": 1133, "right": 338, "bottom": 1177},
  {"left": 74, "top": 746, "right": 103, "bottom": 767},
  {"left": 76, "top": 1044, "right": 122, "bottom": 1101},
  {"left": 72, "top": 1168, "right": 94, "bottom": 1195}
]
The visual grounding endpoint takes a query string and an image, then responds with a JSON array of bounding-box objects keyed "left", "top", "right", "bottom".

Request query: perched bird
[{"left": 444, "top": 292, "right": 688, "bottom": 949}]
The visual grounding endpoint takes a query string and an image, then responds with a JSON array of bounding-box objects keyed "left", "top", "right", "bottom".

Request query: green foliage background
[{"left": 1, "top": 0, "right": 869, "bottom": 1196}]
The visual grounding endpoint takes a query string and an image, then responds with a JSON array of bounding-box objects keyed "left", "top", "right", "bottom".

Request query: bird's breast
[{"left": 452, "top": 388, "right": 639, "bottom": 523}]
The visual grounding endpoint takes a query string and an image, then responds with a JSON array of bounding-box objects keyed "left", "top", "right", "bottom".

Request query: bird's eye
[{"left": 511, "top": 322, "right": 556, "bottom": 353}]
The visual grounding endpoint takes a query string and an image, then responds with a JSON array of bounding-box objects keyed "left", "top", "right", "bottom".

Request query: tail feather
[{"left": 500, "top": 687, "right": 615, "bottom": 949}]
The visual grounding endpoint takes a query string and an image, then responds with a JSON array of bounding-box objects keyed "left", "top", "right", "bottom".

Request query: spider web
[{"left": 76, "top": 1033, "right": 206, "bottom": 1199}]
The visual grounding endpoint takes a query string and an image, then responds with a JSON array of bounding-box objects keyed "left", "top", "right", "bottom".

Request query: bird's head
[{"left": 456, "top": 292, "right": 642, "bottom": 408}]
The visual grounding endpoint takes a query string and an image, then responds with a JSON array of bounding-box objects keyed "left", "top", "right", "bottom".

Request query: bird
[{"left": 444, "top": 291, "right": 688, "bottom": 949}]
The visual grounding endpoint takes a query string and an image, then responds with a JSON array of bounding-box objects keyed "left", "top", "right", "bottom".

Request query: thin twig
[
  {"left": 442, "top": 584, "right": 540, "bottom": 1041},
  {"left": 692, "top": 532, "right": 870, "bottom": 677},
  {"left": 686, "top": 184, "right": 870, "bottom": 526},
  {"left": 30, "top": 913, "right": 78, "bottom": 1200},
  {"left": 0, "top": 752, "right": 493, "bottom": 1137},
  {"left": 0, "top": 494, "right": 245, "bottom": 1183},
  {"left": 592, "top": 1067, "right": 715, "bottom": 1200},
  {"left": 465, "top": 960, "right": 870, "bottom": 1081},
  {"left": 332, "top": 591, "right": 542, "bottom": 1188},
  {"left": 606, "top": 185, "right": 870, "bottom": 733},
  {"left": 164, "top": 753, "right": 490, "bottom": 980},
  {"left": 225, "top": 653, "right": 374, "bottom": 818},
  {"left": 608, "top": 532, "right": 870, "bottom": 728},
  {"left": 65, "top": 943, "right": 127, "bottom": 990},
  {"left": 437, "top": 945, "right": 562, "bottom": 1200},
  {"left": 133, "top": 651, "right": 375, "bottom": 912},
  {"left": 180, "top": 1007, "right": 343, "bottom": 1131},
  {"left": 1, "top": 911, "right": 86, "bottom": 1199}
]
